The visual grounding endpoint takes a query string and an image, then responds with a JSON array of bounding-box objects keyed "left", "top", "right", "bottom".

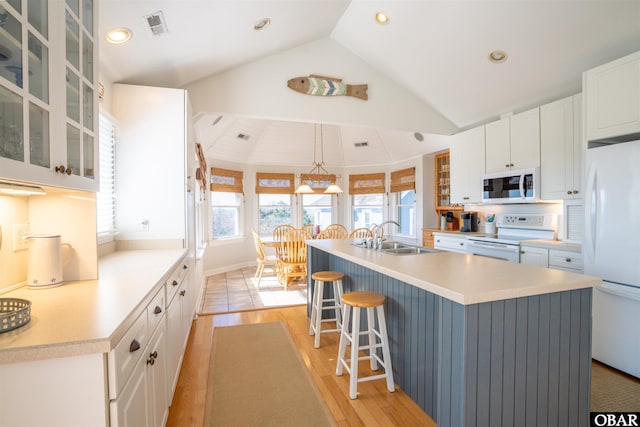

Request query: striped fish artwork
[{"left": 287, "top": 74, "right": 368, "bottom": 100}]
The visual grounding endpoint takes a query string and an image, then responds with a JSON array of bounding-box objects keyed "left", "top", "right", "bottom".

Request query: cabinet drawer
[
  {"left": 433, "top": 235, "right": 467, "bottom": 253},
  {"left": 166, "top": 259, "right": 189, "bottom": 305},
  {"left": 549, "top": 249, "right": 583, "bottom": 272},
  {"left": 148, "top": 285, "right": 166, "bottom": 335},
  {"left": 108, "top": 310, "right": 149, "bottom": 399}
]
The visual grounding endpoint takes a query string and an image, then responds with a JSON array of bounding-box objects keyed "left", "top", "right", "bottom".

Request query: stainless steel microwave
[{"left": 481, "top": 168, "right": 539, "bottom": 204}]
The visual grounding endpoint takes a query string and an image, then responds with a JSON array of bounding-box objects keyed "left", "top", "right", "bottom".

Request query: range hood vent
[
  {"left": 354, "top": 142, "right": 368, "bottom": 148},
  {"left": 144, "top": 11, "right": 168, "bottom": 36}
]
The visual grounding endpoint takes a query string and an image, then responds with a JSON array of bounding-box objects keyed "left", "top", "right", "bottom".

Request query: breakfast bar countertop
[
  {"left": 307, "top": 239, "right": 600, "bottom": 305},
  {"left": 0, "top": 249, "right": 187, "bottom": 364}
]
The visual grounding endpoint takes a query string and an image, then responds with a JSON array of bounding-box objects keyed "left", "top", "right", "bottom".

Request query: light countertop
[
  {"left": 307, "top": 239, "right": 600, "bottom": 305},
  {"left": 0, "top": 249, "right": 187, "bottom": 364},
  {"left": 520, "top": 239, "right": 582, "bottom": 252}
]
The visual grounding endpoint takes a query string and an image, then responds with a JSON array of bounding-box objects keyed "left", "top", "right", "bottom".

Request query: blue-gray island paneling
[{"left": 307, "top": 240, "right": 599, "bottom": 427}]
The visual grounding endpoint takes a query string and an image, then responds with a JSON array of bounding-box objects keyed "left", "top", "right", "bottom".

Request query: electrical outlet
[
  {"left": 13, "top": 224, "right": 30, "bottom": 251},
  {"left": 138, "top": 219, "right": 149, "bottom": 231}
]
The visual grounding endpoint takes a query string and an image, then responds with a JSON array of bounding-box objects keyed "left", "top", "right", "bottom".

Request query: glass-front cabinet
[{"left": 0, "top": 0, "right": 98, "bottom": 191}]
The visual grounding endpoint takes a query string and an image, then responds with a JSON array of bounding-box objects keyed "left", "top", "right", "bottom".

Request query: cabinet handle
[
  {"left": 154, "top": 306, "right": 162, "bottom": 314},
  {"left": 147, "top": 357, "right": 155, "bottom": 366},
  {"left": 565, "top": 258, "right": 572, "bottom": 263},
  {"left": 129, "top": 339, "right": 141, "bottom": 353},
  {"left": 520, "top": 250, "right": 525, "bottom": 254},
  {"left": 183, "top": 264, "right": 188, "bottom": 270},
  {"left": 573, "top": 190, "right": 579, "bottom": 194},
  {"left": 172, "top": 280, "right": 178, "bottom": 286},
  {"left": 510, "top": 163, "right": 514, "bottom": 167},
  {"left": 567, "top": 190, "right": 573, "bottom": 195},
  {"left": 463, "top": 197, "right": 469, "bottom": 200},
  {"left": 151, "top": 350, "right": 158, "bottom": 359},
  {"left": 180, "top": 290, "right": 186, "bottom": 296},
  {"left": 505, "top": 163, "right": 510, "bottom": 168}
]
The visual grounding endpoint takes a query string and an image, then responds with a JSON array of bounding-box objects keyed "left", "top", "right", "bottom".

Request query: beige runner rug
[{"left": 204, "top": 321, "right": 336, "bottom": 426}]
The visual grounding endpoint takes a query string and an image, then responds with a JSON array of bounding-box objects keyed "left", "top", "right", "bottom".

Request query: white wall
[{"left": 186, "top": 38, "right": 457, "bottom": 135}]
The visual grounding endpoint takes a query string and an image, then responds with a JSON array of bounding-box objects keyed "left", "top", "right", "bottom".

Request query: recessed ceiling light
[
  {"left": 254, "top": 18, "right": 271, "bottom": 31},
  {"left": 106, "top": 28, "right": 132, "bottom": 44},
  {"left": 488, "top": 50, "right": 508, "bottom": 64},
  {"left": 375, "top": 12, "right": 390, "bottom": 25}
]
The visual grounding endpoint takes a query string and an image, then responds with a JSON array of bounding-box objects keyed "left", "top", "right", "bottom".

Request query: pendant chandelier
[{"left": 295, "top": 124, "right": 343, "bottom": 194}]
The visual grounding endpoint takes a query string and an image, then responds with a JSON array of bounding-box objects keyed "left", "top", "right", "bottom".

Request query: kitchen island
[{"left": 307, "top": 239, "right": 601, "bottom": 427}]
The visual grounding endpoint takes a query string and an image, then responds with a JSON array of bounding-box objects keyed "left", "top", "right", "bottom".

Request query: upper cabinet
[
  {"left": 485, "top": 107, "right": 540, "bottom": 173},
  {"left": 0, "top": 0, "right": 98, "bottom": 191},
  {"left": 434, "top": 152, "right": 452, "bottom": 210},
  {"left": 584, "top": 50, "right": 640, "bottom": 141},
  {"left": 450, "top": 125, "right": 485, "bottom": 204},
  {"left": 540, "top": 94, "right": 583, "bottom": 200}
]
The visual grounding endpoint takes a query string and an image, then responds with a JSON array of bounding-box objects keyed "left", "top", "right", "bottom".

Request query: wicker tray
[{"left": 0, "top": 298, "right": 31, "bottom": 333}]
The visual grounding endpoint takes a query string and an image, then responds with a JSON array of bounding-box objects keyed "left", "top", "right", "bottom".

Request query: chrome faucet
[{"left": 371, "top": 220, "right": 400, "bottom": 250}]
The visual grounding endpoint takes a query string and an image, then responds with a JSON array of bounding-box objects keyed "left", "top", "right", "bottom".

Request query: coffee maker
[{"left": 460, "top": 212, "right": 478, "bottom": 232}]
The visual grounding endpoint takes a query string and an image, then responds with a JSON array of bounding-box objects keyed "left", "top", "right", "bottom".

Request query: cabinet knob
[
  {"left": 172, "top": 280, "right": 178, "bottom": 286},
  {"left": 180, "top": 290, "right": 186, "bottom": 296},
  {"left": 183, "top": 264, "right": 188, "bottom": 270},
  {"left": 505, "top": 163, "right": 510, "bottom": 168},
  {"left": 436, "top": 239, "right": 440, "bottom": 243},
  {"left": 55, "top": 165, "right": 72, "bottom": 175},
  {"left": 147, "top": 357, "right": 155, "bottom": 366},
  {"left": 520, "top": 250, "right": 525, "bottom": 254},
  {"left": 565, "top": 258, "right": 572, "bottom": 263},
  {"left": 129, "top": 339, "right": 141, "bottom": 353},
  {"left": 567, "top": 191, "right": 573, "bottom": 195},
  {"left": 510, "top": 163, "right": 514, "bottom": 167},
  {"left": 459, "top": 242, "right": 464, "bottom": 246},
  {"left": 151, "top": 350, "right": 158, "bottom": 359},
  {"left": 573, "top": 190, "right": 579, "bottom": 194},
  {"left": 463, "top": 197, "right": 469, "bottom": 200},
  {"left": 154, "top": 306, "right": 162, "bottom": 314}
]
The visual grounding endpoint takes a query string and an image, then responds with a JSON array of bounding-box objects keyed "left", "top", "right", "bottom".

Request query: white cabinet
[
  {"left": 549, "top": 249, "right": 583, "bottom": 273},
  {"left": 112, "top": 84, "right": 189, "bottom": 243},
  {"left": 147, "top": 317, "right": 169, "bottom": 427},
  {"left": 584, "top": 50, "right": 640, "bottom": 141},
  {"left": 433, "top": 233, "right": 467, "bottom": 254},
  {"left": 166, "top": 259, "right": 193, "bottom": 395},
  {"left": 450, "top": 126, "right": 485, "bottom": 204},
  {"left": 485, "top": 107, "right": 540, "bottom": 173},
  {"left": 519, "top": 245, "right": 548, "bottom": 267},
  {"left": 0, "top": 0, "right": 98, "bottom": 191},
  {"left": 540, "top": 94, "right": 583, "bottom": 200}
]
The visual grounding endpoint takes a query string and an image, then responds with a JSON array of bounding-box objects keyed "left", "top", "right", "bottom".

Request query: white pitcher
[{"left": 27, "top": 235, "right": 72, "bottom": 289}]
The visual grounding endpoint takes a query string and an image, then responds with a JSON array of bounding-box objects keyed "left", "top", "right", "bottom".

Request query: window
[
  {"left": 211, "top": 167, "right": 243, "bottom": 239},
  {"left": 211, "top": 192, "right": 242, "bottom": 239},
  {"left": 390, "top": 167, "right": 416, "bottom": 236},
  {"left": 395, "top": 190, "right": 415, "bottom": 236},
  {"left": 258, "top": 193, "right": 291, "bottom": 236},
  {"left": 352, "top": 194, "right": 384, "bottom": 229},
  {"left": 96, "top": 113, "right": 116, "bottom": 243},
  {"left": 302, "top": 193, "right": 332, "bottom": 232},
  {"left": 349, "top": 173, "right": 385, "bottom": 229},
  {"left": 256, "top": 172, "right": 294, "bottom": 236}
]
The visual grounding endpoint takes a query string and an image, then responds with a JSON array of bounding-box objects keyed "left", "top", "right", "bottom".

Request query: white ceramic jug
[{"left": 27, "top": 235, "right": 72, "bottom": 289}]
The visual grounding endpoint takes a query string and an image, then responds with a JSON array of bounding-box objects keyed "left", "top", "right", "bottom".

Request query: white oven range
[{"left": 466, "top": 214, "right": 556, "bottom": 263}]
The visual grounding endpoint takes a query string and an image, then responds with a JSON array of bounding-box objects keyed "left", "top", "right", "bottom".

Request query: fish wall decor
[{"left": 287, "top": 75, "right": 368, "bottom": 100}]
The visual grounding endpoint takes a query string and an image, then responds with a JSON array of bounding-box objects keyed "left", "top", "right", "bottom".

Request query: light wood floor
[{"left": 166, "top": 305, "right": 436, "bottom": 427}]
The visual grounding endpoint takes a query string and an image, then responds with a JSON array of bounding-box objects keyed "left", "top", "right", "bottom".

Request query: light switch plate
[{"left": 13, "top": 224, "right": 29, "bottom": 251}]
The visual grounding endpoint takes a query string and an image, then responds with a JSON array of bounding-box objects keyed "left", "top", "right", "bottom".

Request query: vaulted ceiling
[{"left": 99, "top": 1, "right": 640, "bottom": 166}]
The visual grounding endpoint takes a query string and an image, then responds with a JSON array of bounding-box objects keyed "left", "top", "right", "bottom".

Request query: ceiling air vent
[
  {"left": 354, "top": 142, "right": 369, "bottom": 148},
  {"left": 237, "top": 133, "right": 250, "bottom": 141},
  {"left": 144, "top": 11, "right": 168, "bottom": 36}
]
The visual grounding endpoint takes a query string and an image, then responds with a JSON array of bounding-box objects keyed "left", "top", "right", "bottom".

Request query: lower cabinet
[
  {"left": 519, "top": 245, "right": 549, "bottom": 267},
  {"left": 433, "top": 233, "right": 468, "bottom": 254}
]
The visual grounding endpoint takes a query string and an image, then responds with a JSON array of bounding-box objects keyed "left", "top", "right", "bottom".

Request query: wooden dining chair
[
  {"left": 277, "top": 228, "right": 311, "bottom": 289},
  {"left": 273, "top": 224, "right": 294, "bottom": 260},
  {"left": 349, "top": 227, "right": 372, "bottom": 239},
  {"left": 317, "top": 223, "right": 348, "bottom": 239},
  {"left": 251, "top": 229, "right": 277, "bottom": 287}
]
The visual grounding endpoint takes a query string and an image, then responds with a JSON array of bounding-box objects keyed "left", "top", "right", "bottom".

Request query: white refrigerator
[{"left": 585, "top": 139, "right": 640, "bottom": 378}]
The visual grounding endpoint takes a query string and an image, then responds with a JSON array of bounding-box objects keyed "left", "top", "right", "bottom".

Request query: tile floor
[{"left": 199, "top": 266, "right": 308, "bottom": 314}]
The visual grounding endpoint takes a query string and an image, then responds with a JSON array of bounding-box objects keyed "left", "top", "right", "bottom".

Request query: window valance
[
  {"left": 348, "top": 172, "right": 386, "bottom": 195},
  {"left": 256, "top": 172, "right": 295, "bottom": 194},
  {"left": 390, "top": 167, "right": 416, "bottom": 193},
  {"left": 211, "top": 167, "right": 243, "bottom": 193}
]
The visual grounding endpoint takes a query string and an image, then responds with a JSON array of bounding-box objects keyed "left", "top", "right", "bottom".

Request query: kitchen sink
[
  {"left": 381, "top": 246, "right": 438, "bottom": 255},
  {"left": 379, "top": 241, "right": 412, "bottom": 250}
]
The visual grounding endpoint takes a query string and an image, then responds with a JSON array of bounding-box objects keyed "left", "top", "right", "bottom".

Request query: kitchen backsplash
[{"left": 0, "top": 187, "right": 98, "bottom": 294}]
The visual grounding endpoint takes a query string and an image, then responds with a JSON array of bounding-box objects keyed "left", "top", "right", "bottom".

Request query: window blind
[
  {"left": 96, "top": 114, "right": 116, "bottom": 238},
  {"left": 211, "top": 167, "right": 243, "bottom": 193},
  {"left": 255, "top": 172, "right": 295, "bottom": 194},
  {"left": 390, "top": 167, "right": 415, "bottom": 192},
  {"left": 349, "top": 172, "right": 386, "bottom": 194}
]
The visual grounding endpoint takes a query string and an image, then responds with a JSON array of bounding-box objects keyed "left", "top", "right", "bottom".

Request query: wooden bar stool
[
  {"left": 336, "top": 291, "right": 395, "bottom": 399},
  {"left": 309, "top": 271, "right": 344, "bottom": 349}
]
